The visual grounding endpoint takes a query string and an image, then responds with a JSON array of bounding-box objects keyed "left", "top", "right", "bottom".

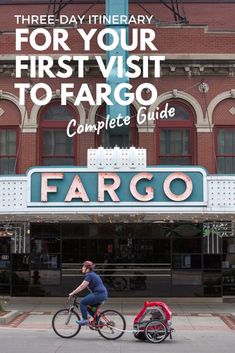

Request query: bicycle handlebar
[{"left": 68, "top": 295, "right": 79, "bottom": 305}]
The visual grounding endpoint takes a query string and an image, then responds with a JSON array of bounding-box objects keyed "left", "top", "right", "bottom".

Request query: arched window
[
  {"left": 213, "top": 98, "right": 235, "bottom": 174},
  {"left": 0, "top": 99, "right": 20, "bottom": 174},
  {"left": 39, "top": 101, "right": 77, "bottom": 166},
  {"left": 0, "top": 128, "right": 18, "bottom": 174},
  {"left": 156, "top": 100, "right": 195, "bottom": 165},
  {"left": 216, "top": 127, "right": 235, "bottom": 173},
  {"left": 216, "top": 126, "right": 235, "bottom": 174},
  {"left": 95, "top": 104, "right": 138, "bottom": 148}
]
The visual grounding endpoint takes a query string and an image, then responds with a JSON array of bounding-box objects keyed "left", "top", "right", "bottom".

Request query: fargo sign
[{"left": 27, "top": 167, "right": 207, "bottom": 207}]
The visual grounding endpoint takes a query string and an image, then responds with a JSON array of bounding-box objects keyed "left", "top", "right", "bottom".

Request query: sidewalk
[{"left": 1, "top": 297, "right": 235, "bottom": 331}]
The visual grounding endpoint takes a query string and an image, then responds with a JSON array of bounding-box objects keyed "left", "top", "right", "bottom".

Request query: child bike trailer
[{"left": 133, "top": 301, "right": 174, "bottom": 343}]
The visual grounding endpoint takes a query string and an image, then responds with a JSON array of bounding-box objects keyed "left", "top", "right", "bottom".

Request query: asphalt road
[{"left": 0, "top": 328, "right": 235, "bottom": 353}]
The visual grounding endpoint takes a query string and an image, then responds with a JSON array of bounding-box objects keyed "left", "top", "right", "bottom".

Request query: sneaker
[{"left": 76, "top": 319, "right": 89, "bottom": 326}]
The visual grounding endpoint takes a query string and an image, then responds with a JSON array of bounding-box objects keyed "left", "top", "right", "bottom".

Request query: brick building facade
[
  {"left": 0, "top": 0, "right": 234, "bottom": 173},
  {"left": 0, "top": 1, "right": 235, "bottom": 298}
]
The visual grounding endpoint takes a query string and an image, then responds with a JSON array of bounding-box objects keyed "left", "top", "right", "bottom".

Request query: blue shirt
[{"left": 85, "top": 271, "right": 108, "bottom": 296}]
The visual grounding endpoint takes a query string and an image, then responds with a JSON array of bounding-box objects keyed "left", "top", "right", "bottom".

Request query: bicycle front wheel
[
  {"left": 52, "top": 308, "right": 81, "bottom": 338},
  {"left": 97, "top": 309, "right": 126, "bottom": 340}
]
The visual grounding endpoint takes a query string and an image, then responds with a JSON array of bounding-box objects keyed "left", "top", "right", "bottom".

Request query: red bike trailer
[{"left": 133, "top": 301, "right": 174, "bottom": 343}]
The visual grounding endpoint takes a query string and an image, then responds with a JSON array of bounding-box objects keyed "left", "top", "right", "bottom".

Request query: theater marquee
[{"left": 27, "top": 167, "right": 207, "bottom": 207}]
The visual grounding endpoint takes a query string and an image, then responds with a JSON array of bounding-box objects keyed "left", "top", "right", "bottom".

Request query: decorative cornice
[{"left": 1, "top": 56, "right": 235, "bottom": 77}]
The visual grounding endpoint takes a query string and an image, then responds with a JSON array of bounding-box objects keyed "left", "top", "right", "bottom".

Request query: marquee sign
[{"left": 27, "top": 166, "right": 207, "bottom": 207}]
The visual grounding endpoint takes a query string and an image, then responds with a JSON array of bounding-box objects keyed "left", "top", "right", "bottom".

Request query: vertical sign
[{"left": 106, "top": 0, "right": 130, "bottom": 119}]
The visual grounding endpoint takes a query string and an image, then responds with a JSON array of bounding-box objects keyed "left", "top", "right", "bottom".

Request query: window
[
  {"left": 217, "top": 128, "right": 235, "bottom": 173},
  {"left": 40, "top": 102, "right": 77, "bottom": 165},
  {"left": 95, "top": 104, "right": 138, "bottom": 148},
  {"left": 0, "top": 129, "right": 17, "bottom": 174},
  {"left": 156, "top": 100, "right": 195, "bottom": 165}
]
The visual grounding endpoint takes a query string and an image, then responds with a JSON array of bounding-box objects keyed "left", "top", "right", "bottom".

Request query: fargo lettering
[{"left": 40, "top": 171, "right": 193, "bottom": 203}]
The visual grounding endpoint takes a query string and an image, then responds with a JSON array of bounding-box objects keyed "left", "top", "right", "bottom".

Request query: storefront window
[
  {"left": 172, "top": 254, "right": 202, "bottom": 269},
  {"left": 31, "top": 254, "right": 60, "bottom": 270},
  {"left": 204, "top": 286, "right": 222, "bottom": 296},
  {"left": 12, "top": 271, "right": 30, "bottom": 286},
  {"left": 31, "top": 236, "right": 60, "bottom": 254},
  {"left": 5, "top": 222, "right": 229, "bottom": 298},
  {"left": 173, "top": 238, "right": 202, "bottom": 253},
  {"left": 0, "top": 270, "right": 10, "bottom": 283},
  {"left": 29, "top": 224, "right": 61, "bottom": 293},
  {"left": 39, "top": 101, "right": 77, "bottom": 165},
  {"left": 30, "top": 270, "right": 60, "bottom": 285},
  {"left": 203, "top": 272, "right": 221, "bottom": 286},
  {"left": 172, "top": 271, "right": 202, "bottom": 285},
  {"left": 30, "top": 232, "right": 61, "bottom": 271},
  {"left": 0, "top": 129, "right": 17, "bottom": 174},
  {"left": 217, "top": 128, "right": 235, "bottom": 173},
  {"left": 203, "top": 254, "right": 221, "bottom": 269},
  {"left": 222, "top": 237, "right": 235, "bottom": 295},
  {"left": 0, "top": 255, "right": 10, "bottom": 269},
  {"left": 11, "top": 254, "right": 30, "bottom": 295},
  {"left": 0, "top": 238, "right": 11, "bottom": 268},
  {"left": 156, "top": 100, "right": 195, "bottom": 165}
]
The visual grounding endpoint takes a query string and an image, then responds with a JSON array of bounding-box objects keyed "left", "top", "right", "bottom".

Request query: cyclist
[{"left": 69, "top": 260, "right": 108, "bottom": 326}]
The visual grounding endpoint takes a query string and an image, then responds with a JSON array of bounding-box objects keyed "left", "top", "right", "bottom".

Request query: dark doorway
[{"left": 0, "top": 237, "right": 11, "bottom": 294}]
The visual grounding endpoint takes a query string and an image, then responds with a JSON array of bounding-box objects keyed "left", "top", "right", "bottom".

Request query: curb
[
  {"left": 3, "top": 296, "right": 224, "bottom": 304},
  {"left": 0, "top": 311, "right": 19, "bottom": 325},
  {"left": 231, "top": 313, "right": 235, "bottom": 321}
]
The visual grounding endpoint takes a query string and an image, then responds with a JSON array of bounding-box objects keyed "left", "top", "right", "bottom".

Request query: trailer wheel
[{"left": 144, "top": 320, "right": 167, "bottom": 343}]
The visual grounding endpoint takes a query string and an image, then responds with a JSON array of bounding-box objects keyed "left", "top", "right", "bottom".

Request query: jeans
[{"left": 80, "top": 292, "right": 107, "bottom": 320}]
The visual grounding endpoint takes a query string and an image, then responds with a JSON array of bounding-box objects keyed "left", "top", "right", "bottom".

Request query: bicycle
[{"left": 52, "top": 295, "right": 126, "bottom": 340}]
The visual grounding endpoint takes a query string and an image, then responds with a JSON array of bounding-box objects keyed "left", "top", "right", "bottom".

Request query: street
[
  {"left": 0, "top": 327, "right": 235, "bottom": 353},
  {"left": 1, "top": 299, "right": 235, "bottom": 353}
]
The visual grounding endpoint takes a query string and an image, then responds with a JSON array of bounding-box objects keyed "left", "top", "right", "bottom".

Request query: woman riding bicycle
[{"left": 69, "top": 260, "right": 108, "bottom": 326}]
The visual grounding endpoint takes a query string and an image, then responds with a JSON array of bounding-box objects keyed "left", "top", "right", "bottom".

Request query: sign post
[{"left": 105, "top": 0, "right": 130, "bottom": 119}]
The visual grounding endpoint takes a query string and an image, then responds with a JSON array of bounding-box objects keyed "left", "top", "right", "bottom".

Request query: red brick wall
[
  {"left": 197, "top": 132, "right": 216, "bottom": 173},
  {"left": 1, "top": 26, "right": 235, "bottom": 55},
  {"left": 1, "top": 3, "right": 235, "bottom": 31},
  {"left": 1, "top": 72, "right": 235, "bottom": 174},
  {"left": 0, "top": 2, "right": 235, "bottom": 175},
  {"left": 0, "top": 99, "right": 21, "bottom": 125},
  {"left": 19, "top": 133, "right": 37, "bottom": 173},
  {"left": 213, "top": 99, "right": 235, "bottom": 125},
  {"left": 139, "top": 132, "right": 156, "bottom": 165}
]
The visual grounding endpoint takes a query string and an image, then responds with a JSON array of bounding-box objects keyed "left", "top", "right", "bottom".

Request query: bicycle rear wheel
[
  {"left": 144, "top": 320, "right": 167, "bottom": 343},
  {"left": 52, "top": 308, "right": 81, "bottom": 338},
  {"left": 97, "top": 309, "right": 126, "bottom": 340}
]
